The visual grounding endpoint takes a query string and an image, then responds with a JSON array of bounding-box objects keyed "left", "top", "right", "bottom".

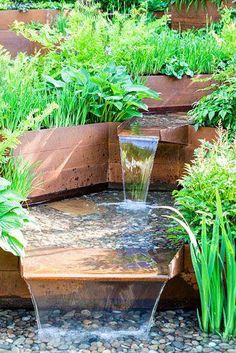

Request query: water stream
[{"left": 119, "top": 136, "right": 159, "bottom": 203}]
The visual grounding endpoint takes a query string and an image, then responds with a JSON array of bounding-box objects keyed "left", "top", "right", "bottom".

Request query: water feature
[
  {"left": 22, "top": 134, "right": 181, "bottom": 344},
  {"left": 119, "top": 136, "right": 159, "bottom": 204}
]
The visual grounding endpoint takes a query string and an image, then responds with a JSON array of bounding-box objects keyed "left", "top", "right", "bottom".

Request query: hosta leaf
[
  {"left": 44, "top": 76, "right": 65, "bottom": 88},
  {"left": 0, "top": 212, "right": 25, "bottom": 231},
  {"left": 0, "top": 177, "right": 10, "bottom": 191}
]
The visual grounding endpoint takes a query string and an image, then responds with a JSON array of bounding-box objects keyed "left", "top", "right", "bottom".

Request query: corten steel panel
[
  {"left": 183, "top": 126, "right": 219, "bottom": 165},
  {"left": 15, "top": 124, "right": 108, "bottom": 154},
  {"left": 170, "top": 1, "right": 235, "bottom": 30},
  {"left": 0, "top": 249, "right": 19, "bottom": 271},
  {"left": 0, "top": 9, "right": 59, "bottom": 29},
  {"left": 0, "top": 31, "right": 41, "bottom": 56},
  {"left": 144, "top": 75, "right": 213, "bottom": 110},
  {"left": 0, "top": 271, "right": 29, "bottom": 298},
  {"left": 29, "top": 163, "right": 108, "bottom": 197},
  {"left": 13, "top": 124, "right": 110, "bottom": 198},
  {"left": 21, "top": 247, "right": 183, "bottom": 282},
  {"left": 17, "top": 144, "right": 108, "bottom": 173}
]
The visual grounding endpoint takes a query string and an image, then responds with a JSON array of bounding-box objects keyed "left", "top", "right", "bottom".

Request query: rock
[
  {"left": 81, "top": 310, "right": 91, "bottom": 317},
  {"left": 22, "top": 317, "right": 31, "bottom": 322},
  {"left": 208, "top": 342, "right": 217, "bottom": 347},
  {"left": 172, "top": 341, "right": 184, "bottom": 349},
  {"left": 11, "top": 348, "right": 20, "bottom": 353}
]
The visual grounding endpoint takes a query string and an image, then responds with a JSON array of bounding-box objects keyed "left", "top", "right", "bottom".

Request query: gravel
[{"left": 0, "top": 309, "right": 235, "bottom": 353}]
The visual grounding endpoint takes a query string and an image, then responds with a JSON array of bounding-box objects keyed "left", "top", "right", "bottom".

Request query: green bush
[
  {"left": 189, "top": 61, "right": 236, "bottom": 136},
  {"left": 12, "top": 5, "right": 235, "bottom": 77},
  {"left": 173, "top": 130, "right": 236, "bottom": 242},
  {"left": 0, "top": 0, "right": 75, "bottom": 11}
]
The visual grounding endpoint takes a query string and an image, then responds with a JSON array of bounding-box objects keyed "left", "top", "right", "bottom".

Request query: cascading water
[
  {"left": 22, "top": 133, "right": 179, "bottom": 344},
  {"left": 119, "top": 135, "right": 159, "bottom": 204}
]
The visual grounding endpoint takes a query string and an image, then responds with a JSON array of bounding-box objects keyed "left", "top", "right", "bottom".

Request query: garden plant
[{"left": 164, "top": 192, "right": 235, "bottom": 338}]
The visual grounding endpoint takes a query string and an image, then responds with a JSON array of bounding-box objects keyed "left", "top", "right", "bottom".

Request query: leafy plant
[
  {"left": 147, "top": 0, "right": 169, "bottom": 12},
  {"left": 164, "top": 193, "right": 235, "bottom": 338},
  {"left": 189, "top": 61, "right": 236, "bottom": 136},
  {"left": 173, "top": 130, "right": 236, "bottom": 242},
  {"left": 12, "top": 5, "right": 234, "bottom": 77},
  {"left": 0, "top": 0, "right": 75, "bottom": 11},
  {"left": 42, "top": 64, "right": 159, "bottom": 126},
  {"left": 0, "top": 177, "right": 30, "bottom": 256},
  {"left": 161, "top": 57, "right": 194, "bottom": 79},
  {"left": 93, "top": 0, "right": 169, "bottom": 12}
]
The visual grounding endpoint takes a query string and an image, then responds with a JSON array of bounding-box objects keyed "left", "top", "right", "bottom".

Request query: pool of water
[{"left": 24, "top": 190, "right": 177, "bottom": 251}]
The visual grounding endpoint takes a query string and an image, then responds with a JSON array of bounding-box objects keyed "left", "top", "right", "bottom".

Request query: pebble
[
  {"left": 0, "top": 308, "right": 234, "bottom": 353},
  {"left": 11, "top": 348, "right": 20, "bottom": 353},
  {"left": 81, "top": 310, "right": 91, "bottom": 317}
]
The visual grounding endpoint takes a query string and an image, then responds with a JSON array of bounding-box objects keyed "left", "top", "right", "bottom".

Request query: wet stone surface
[
  {"left": 24, "top": 191, "right": 178, "bottom": 251},
  {"left": 0, "top": 309, "right": 235, "bottom": 353}
]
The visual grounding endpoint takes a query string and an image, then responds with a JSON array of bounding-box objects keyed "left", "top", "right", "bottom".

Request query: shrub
[
  {"left": 189, "top": 61, "right": 236, "bottom": 136},
  {"left": 173, "top": 130, "right": 236, "bottom": 242},
  {"left": 42, "top": 64, "right": 159, "bottom": 127},
  {"left": 12, "top": 5, "right": 234, "bottom": 77}
]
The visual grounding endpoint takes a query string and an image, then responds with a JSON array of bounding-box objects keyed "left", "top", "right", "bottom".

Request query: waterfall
[{"left": 119, "top": 136, "right": 159, "bottom": 204}]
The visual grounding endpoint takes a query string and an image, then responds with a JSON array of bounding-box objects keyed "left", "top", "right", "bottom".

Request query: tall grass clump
[
  {"left": 0, "top": 156, "right": 39, "bottom": 198},
  {"left": 165, "top": 193, "right": 235, "bottom": 338}
]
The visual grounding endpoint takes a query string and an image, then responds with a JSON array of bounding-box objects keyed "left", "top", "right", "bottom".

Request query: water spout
[{"left": 119, "top": 136, "right": 159, "bottom": 204}]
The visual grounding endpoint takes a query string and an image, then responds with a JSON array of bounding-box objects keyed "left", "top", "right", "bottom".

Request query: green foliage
[
  {"left": 0, "top": 177, "right": 30, "bottom": 256},
  {"left": 0, "top": 0, "right": 75, "bottom": 11},
  {"left": 93, "top": 0, "right": 143, "bottom": 12},
  {"left": 0, "top": 156, "right": 39, "bottom": 198},
  {"left": 161, "top": 57, "right": 194, "bottom": 79},
  {"left": 189, "top": 61, "right": 236, "bottom": 135},
  {"left": 165, "top": 193, "right": 235, "bottom": 338},
  {"left": 12, "top": 5, "right": 235, "bottom": 77},
  {"left": 0, "top": 55, "right": 158, "bottom": 129},
  {"left": 42, "top": 64, "right": 159, "bottom": 126},
  {"left": 173, "top": 130, "right": 236, "bottom": 242},
  {"left": 147, "top": 0, "right": 169, "bottom": 11},
  {"left": 0, "top": 104, "right": 57, "bottom": 205},
  {"left": 93, "top": 0, "right": 169, "bottom": 12}
]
